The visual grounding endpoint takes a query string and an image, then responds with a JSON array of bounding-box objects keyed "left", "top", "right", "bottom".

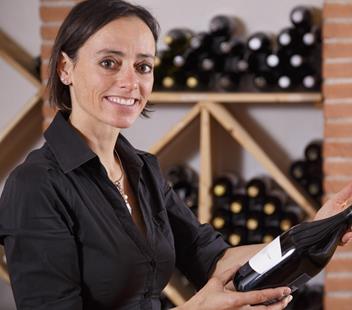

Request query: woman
[{"left": 0, "top": 0, "right": 351, "bottom": 309}]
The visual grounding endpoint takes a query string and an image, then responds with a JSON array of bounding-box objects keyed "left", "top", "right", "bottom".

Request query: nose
[{"left": 117, "top": 65, "right": 138, "bottom": 91}]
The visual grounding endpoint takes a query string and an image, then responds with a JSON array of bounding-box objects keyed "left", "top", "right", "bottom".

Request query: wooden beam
[
  {"left": 163, "top": 271, "right": 194, "bottom": 306},
  {"left": 206, "top": 102, "right": 317, "bottom": 218},
  {"left": 0, "top": 246, "right": 9, "bottom": 284},
  {"left": 0, "top": 89, "right": 44, "bottom": 182},
  {"left": 198, "top": 103, "right": 213, "bottom": 224},
  {"left": 149, "top": 103, "right": 201, "bottom": 155},
  {"left": 0, "top": 29, "right": 41, "bottom": 88},
  {"left": 150, "top": 92, "right": 322, "bottom": 104},
  {"left": 0, "top": 87, "right": 44, "bottom": 145}
]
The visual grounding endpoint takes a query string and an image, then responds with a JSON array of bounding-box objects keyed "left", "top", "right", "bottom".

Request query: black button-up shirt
[{"left": 0, "top": 111, "right": 230, "bottom": 310}]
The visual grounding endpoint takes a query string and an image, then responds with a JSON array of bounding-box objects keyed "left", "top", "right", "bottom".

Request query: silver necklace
[{"left": 113, "top": 150, "right": 132, "bottom": 214}]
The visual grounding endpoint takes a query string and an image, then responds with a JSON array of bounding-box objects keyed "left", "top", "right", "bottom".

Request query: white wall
[{"left": 0, "top": 0, "right": 324, "bottom": 308}]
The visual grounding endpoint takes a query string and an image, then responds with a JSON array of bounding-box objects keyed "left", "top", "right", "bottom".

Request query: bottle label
[{"left": 249, "top": 236, "right": 295, "bottom": 274}]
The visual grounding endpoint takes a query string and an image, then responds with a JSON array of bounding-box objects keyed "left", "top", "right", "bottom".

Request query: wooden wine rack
[
  {"left": 0, "top": 29, "right": 43, "bottom": 287},
  {"left": 0, "top": 24, "right": 323, "bottom": 307},
  {"left": 149, "top": 91, "right": 322, "bottom": 305}
]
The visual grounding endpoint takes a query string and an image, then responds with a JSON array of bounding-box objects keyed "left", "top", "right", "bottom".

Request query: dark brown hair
[{"left": 47, "top": 0, "right": 160, "bottom": 117}]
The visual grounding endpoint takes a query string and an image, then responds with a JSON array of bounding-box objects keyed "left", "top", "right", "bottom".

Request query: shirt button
[
  {"left": 144, "top": 290, "right": 152, "bottom": 298},
  {"left": 150, "top": 260, "right": 156, "bottom": 270}
]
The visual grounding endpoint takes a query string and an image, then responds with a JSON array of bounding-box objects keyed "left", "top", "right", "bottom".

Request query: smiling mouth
[{"left": 105, "top": 96, "right": 138, "bottom": 106}]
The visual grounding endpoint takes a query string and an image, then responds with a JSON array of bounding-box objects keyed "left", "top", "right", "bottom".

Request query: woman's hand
[
  {"left": 314, "top": 182, "right": 352, "bottom": 245},
  {"left": 176, "top": 266, "right": 292, "bottom": 310}
]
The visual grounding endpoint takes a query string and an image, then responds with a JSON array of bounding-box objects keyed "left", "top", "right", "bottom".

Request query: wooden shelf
[
  {"left": 150, "top": 92, "right": 322, "bottom": 306},
  {"left": 150, "top": 92, "right": 322, "bottom": 104}
]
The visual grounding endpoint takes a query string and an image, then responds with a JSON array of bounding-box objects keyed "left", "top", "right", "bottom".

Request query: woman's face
[{"left": 62, "top": 16, "right": 156, "bottom": 129}]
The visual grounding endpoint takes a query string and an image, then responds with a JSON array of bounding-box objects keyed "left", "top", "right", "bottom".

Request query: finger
[
  {"left": 216, "top": 265, "right": 241, "bottom": 286},
  {"left": 236, "top": 287, "right": 291, "bottom": 306},
  {"left": 266, "top": 295, "right": 293, "bottom": 310},
  {"left": 224, "top": 280, "right": 235, "bottom": 291},
  {"left": 341, "top": 231, "right": 352, "bottom": 245},
  {"left": 323, "top": 182, "right": 352, "bottom": 211}
]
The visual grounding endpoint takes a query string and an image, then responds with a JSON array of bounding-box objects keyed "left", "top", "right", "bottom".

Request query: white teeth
[{"left": 106, "top": 96, "right": 135, "bottom": 106}]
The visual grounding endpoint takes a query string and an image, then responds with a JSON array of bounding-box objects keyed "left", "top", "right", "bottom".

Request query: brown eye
[
  {"left": 100, "top": 59, "right": 116, "bottom": 69},
  {"left": 137, "top": 63, "right": 153, "bottom": 74}
]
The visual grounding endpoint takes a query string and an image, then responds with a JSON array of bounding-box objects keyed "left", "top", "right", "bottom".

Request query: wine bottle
[
  {"left": 277, "top": 73, "right": 298, "bottom": 91},
  {"left": 265, "top": 53, "right": 280, "bottom": 70},
  {"left": 161, "top": 70, "right": 187, "bottom": 91},
  {"left": 174, "top": 47, "right": 201, "bottom": 72},
  {"left": 153, "top": 50, "right": 174, "bottom": 90},
  {"left": 289, "top": 53, "right": 313, "bottom": 71},
  {"left": 290, "top": 6, "right": 321, "bottom": 31},
  {"left": 197, "top": 52, "right": 224, "bottom": 73},
  {"left": 165, "top": 164, "right": 197, "bottom": 189},
  {"left": 228, "top": 227, "right": 247, "bottom": 246},
  {"left": 233, "top": 205, "right": 352, "bottom": 299},
  {"left": 211, "top": 72, "right": 241, "bottom": 92},
  {"left": 277, "top": 27, "right": 302, "bottom": 50},
  {"left": 185, "top": 73, "right": 210, "bottom": 91},
  {"left": 212, "top": 37, "right": 245, "bottom": 57},
  {"left": 301, "top": 26, "right": 321, "bottom": 50},
  {"left": 304, "top": 140, "right": 322, "bottom": 163},
  {"left": 301, "top": 72, "right": 321, "bottom": 91},
  {"left": 247, "top": 32, "right": 272, "bottom": 53},
  {"left": 306, "top": 176, "right": 323, "bottom": 204},
  {"left": 164, "top": 28, "right": 193, "bottom": 53},
  {"left": 247, "top": 51, "right": 272, "bottom": 74},
  {"left": 223, "top": 55, "right": 249, "bottom": 74},
  {"left": 246, "top": 211, "right": 263, "bottom": 232},
  {"left": 229, "top": 192, "right": 249, "bottom": 215},
  {"left": 211, "top": 207, "right": 232, "bottom": 232},
  {"left": 209, "top": 15, "right": 240, "bottom": 38},
  {"left": 212, "top": 172, "right": 241, "bottom": 200},
  {"left": 230, "top": 192, "right": 248, "bottom": 228},
  {"left": 289, "top": 160, "right": 307, "bottom": 181},
  {"left": 263, "top": 190, "right": 287, "bottom": 217},
  {"left": 189, "top": 32, "right": 213, "bottom": 50},
  {"left": 245, "top": 176, "right": 274, "bottom": 200},
  {"left": 252, "top": 71, "right": 277, "bottom": 91}
]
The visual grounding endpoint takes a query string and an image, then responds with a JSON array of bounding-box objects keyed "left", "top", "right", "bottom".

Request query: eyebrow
[{"left": 96, "top": 49, "right": 155, "bottom": 60}]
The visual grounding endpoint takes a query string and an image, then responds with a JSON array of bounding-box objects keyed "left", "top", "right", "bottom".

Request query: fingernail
[
  {"left": 284, "top": 288, "right": 291, "bottom": 295},
  {"left": 286, "top": 295, "right": 293, "bottom": 304}
]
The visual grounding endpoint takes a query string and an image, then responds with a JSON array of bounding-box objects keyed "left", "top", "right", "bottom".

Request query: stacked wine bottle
[
  {"left": 154, "top": 15, "right": 246, "bottom": 92},
  {"left": 210, "top": 173, "right": 307, "bottom": 246},
  {"left": 165, "top": 164, "right": 199, "bottom": 216},
  {"left": 289, "top": 140, "right": 323, "bottom": 207},
  {"left": 247, "top": 6, "right": 321, "bottom": 91},
  {"left": 154, "top": 5, "right": 321, "bottom": 92}
]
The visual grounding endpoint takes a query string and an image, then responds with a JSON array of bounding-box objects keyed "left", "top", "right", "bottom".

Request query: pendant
[{"left": 114, "top": 180, "right": 132, "bottom": 214}]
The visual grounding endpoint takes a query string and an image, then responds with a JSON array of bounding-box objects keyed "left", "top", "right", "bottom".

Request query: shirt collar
[{"left": 44, "top": 111, "right": 143, "bottom": 173}]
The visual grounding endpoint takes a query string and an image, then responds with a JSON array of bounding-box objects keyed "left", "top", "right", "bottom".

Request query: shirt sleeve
[
  {"left": 141, "top": 151, "right": 232, "bottom": 289},
  {"left": 163, "top": 185, "right": 230, "bottom": 289},
  {"left": 0, "top": 164, "right": 82, "bottom": 309}
]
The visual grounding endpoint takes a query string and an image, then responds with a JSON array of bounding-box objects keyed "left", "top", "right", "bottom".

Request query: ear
[{"left": 57, "top": 52, "right": 74, "bottom": 85}]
